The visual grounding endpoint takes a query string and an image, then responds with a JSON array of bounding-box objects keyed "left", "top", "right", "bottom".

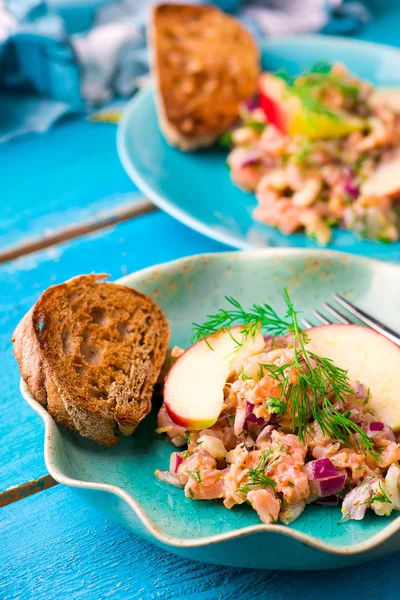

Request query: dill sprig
[
  {"left": 274, "top": 63, "right": 360, "bottom": 125},
  {"left": 281, "top": 290, "right": 378, "bottom": 459},
  {"left": 238, "top": 449, "right": 277, "bottom": 493},
  {"left": 192, "top": 289, "right": 379, "bottom": 459},
  {"left": 192, "top": 296, "right": 291, "bottom": 344}
]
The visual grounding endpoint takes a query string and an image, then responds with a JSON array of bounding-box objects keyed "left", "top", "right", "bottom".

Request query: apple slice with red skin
[
  {"left": 361, "top": 154, "right": 400, "bottom": 198},
  {"left": 164, "top": 326, "right": 265, "bottom": 430},
  {"left": 306, "top": 324, "right": 400, "bottom": 430},
  {"left": 258, "top": 73, "right": 365, "bottom": 139}
]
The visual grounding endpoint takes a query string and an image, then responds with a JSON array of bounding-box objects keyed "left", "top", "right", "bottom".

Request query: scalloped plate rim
[{"left": 20, "top": 248, "right": 400, "bottom": 556}]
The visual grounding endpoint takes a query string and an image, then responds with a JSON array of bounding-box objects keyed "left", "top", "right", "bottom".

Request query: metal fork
[{"left": 301, "top": 294, "right": 400, "bottom": 346}]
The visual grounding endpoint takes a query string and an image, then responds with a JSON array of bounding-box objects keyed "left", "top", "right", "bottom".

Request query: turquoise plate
[
  {"left": 22, "top": 249, "right": 400, "bottom": 570},
  {"left": 118, "top": 35, "right": 400, "bottom": 262}
]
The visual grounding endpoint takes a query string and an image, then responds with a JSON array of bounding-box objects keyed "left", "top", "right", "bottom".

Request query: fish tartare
[
  {"left": 225, "top": 63, "right": 400, "bottom": 244},
  {"left": 155, "top": 292, "right": 400, "bottom": 526}
]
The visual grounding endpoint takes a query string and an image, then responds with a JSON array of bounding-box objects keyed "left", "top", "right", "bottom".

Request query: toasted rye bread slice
[
  {"left": 12, "top": 274, "right": 170, "bottom": 446},
  {"left": 151, "top": 3, "right": 259, "bottom": 151}
]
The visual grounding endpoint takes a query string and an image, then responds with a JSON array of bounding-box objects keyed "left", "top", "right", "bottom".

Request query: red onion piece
[
  {"left": 341, "top": 478, "right": 377, "bottom": 520},
  {"left": 304, "top": 458, "right": 338, "bottom": 480},
  {"left": 311, "top": 473, "right": 347, "bottom": 497},
  {"left": 234, "top": 404, "right": 247, "bottom": 435},
  {"left": 170, "top": 452, "right": 183, "bottom": 473},
  {"left": 246, "top": 413, "right": 265, "bottom": 426},
  {"left": 244, "top": 97, "right": 260, "bottom": 111},
  {"left": 366, "top": 422, "right": 396, "bottom": 442},
  {"left": 256, "top": 424, "right": 277, "bottom": 445}
]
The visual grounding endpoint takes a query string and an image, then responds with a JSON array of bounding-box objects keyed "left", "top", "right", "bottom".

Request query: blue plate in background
[{"left": 118, "top": 35, "right": 400, "bottom": 262}]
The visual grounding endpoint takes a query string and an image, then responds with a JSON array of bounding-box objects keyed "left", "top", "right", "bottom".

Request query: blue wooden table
[{"left": 3, "top": 10, "right": 400, "bottom": 599}]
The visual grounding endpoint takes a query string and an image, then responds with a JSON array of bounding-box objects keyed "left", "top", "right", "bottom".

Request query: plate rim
[
  {"left": 22, "top": 247, "right": 400, "bottom": 555},
  {"left": 117, "top": 34, "right": 400, "bottom": 251}
]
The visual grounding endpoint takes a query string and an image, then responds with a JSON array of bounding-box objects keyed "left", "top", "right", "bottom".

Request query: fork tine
[
  {"left": 302, "top": 318, "right": 313, "bottom": 329},
  {"left": 322, "top": 302, "right": 350, "bottom": 324},
  {"left": 312, "top": 310, "right": 331, "bottom": 325},
  {"left": 333, "top": 294, "right": 400, "bottom": 345}
]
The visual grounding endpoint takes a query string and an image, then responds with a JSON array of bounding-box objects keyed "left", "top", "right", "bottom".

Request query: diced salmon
[
  {"left": 185, "top": 468, "right": 228, "bottom": 500},
  {"left": 176, "top": 449, "right": 217, "bottom": 486},
  {"left": 247, "top": 489, "right": 281, "bottom": 524}
]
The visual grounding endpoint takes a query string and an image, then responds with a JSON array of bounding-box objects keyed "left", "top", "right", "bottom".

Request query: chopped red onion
[
  {"left": 341, "top": 478, "right": 377, "bottom": 521},
  {"left": 155, "top": 470, "right": 184, "bottom": 488},
  {"left": 304, "top": 458, "right": 338, "bottom": 480},
  {"left": 170, "top": 452, "right": 183, "bottom": 473},
  {"left": 311, "top": 473, "right": 347, "bottom": 497},
  {"left": 256, "top": 424, "right": 277, "bottom": 445},
  {"left": 368, "top": 421, "right": 384, "bottom": 433},
  {"left": 305, "top": 458, "right": 346, "bottom": 497},
  {"left": 234, "top": 404, "right": 247, "bottom": 436},
  {"left": 246, "top": 413, "right": 265, "bottom": 426},
  {"left": 366, "top": 422, "right": 396, "bottom": 442},
  {"left": 343, "top": 167, "right": 359, "bottom": 199},
  {"left": 244, "top": 97, "right": 260, "bottom": 111}
]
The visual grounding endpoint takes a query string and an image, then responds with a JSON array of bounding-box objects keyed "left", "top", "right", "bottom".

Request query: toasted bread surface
[
  {"left": 151, "top": 3, "right": 259, "bottom": 150},
  {"left": 13, "top": 275, "right": 170, "bottom": 445}
]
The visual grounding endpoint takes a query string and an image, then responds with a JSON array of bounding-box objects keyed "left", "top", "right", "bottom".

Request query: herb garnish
[
  {"left": 240, "top": 366, "right": 252, "bottom": 381},
  {"left": 192, "top": 296, "right": 291, "bottom": 345},
  {"left": 264, "top": 396, "right": 287, "bottom": 418},
  {"left": 363, "top": 482, "right": 391, "bottom": 505},
  {"left": 238, "top": 449, "right": 277, "bottom": 493},
  {"left": 193, "top": 290, "right": 378, "bottom": 459},
  {"left": 274, "top": 63, "right": 360, "bottom": 126},
  {"left": 180, "top": 450, "right": 194, "bottom": 459},
  {"left": 187, "top": 470, "right": 202, "bottom": 484}
]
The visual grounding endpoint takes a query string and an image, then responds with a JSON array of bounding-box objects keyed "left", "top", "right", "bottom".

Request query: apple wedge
[
  {"left": 164, "top": 326, "right": 265, "bottom": 430},
  {"left": 361, "top": 154, "right": 400, "bottom": 198},
  {"left": 259, "top": 73, "right": 365, "bottom": 140},
  {"left": 306, "top": 324, "right": 400, "bottom": 430}
]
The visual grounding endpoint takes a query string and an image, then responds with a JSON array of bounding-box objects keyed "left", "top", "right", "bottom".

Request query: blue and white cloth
[{"left": 0, "top": 0, "right": 370, "bottom": 142}]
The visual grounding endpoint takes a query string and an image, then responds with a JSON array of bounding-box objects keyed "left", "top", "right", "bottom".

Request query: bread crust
[
  {"left": 12, "top": 274, "right": 170, "bottom": 446},
  {"left": 151, "top": 3, "right": 260, "bottom": 150}
]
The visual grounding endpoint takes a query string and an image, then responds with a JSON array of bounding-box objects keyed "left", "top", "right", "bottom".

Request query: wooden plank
[
  {"left": 1, "top": 484, "right": 398, "bottom": 600},
  {"left": 0, "top": 475, "right": 57, "bottom": 508},
  {"left": 0, "top": 211, "right": 226, "bottom": 492},
  {"left": 0, "top": 118, "right": 141, "bottom": 251},
  {"left": 0, "top": 200, "right": 156, "bottom": 264}
]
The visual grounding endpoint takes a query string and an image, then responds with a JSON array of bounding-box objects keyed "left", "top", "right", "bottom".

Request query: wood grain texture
[
  {"left": 0, "top": 200, "right": 156, "bottom": 264},
  {"left": 0, "top": 119, "right": 140, "bottom": 251},
  {"left": 0, "top": 475, "right": 57, "bottom": 508},
  {"left": 1, "top": 484, "right": 399, "bottom": 600},
  {"left": 0, "top": 211, "right": 225, "bottom": 491}
]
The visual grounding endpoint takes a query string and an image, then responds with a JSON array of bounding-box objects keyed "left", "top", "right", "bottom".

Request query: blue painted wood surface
[
  {"left": 3, "top": 8, "right": 400, "bottom": 599},
  {"left": 2, "top": 484, "right": 400, "bottom": 599},
  {"left": 0, "top": 212, "right": 225, "bottom": 490},
  {"left": 0, "top": 118, "right": 140, "bottom": 250}
]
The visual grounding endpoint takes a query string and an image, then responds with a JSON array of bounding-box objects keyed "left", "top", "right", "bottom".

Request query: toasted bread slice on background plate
[
  {"left": 12, "top": 275, "right": 170, "bottom": 446},
  {"left": 150, "top": 3, "right": 259, "bottom": 151}
]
